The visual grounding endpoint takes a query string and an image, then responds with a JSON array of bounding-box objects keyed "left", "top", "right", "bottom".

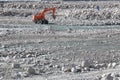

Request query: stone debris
[
  {"left": 26, "top": 67, "right": 36, "bottom": 75},
  {"left": 111, "top": 73, "right": 120, "bottom": 78},
  {"left": 19, "top": 72, "right": 29, "bottom": 77},
  {"left": 71, "top": 67, "right": 78, "bottom": 73},
  {"left": 81, "top": 60, "right": 91, "bottom": 68},
  {"left": 107, "top": 62, "right": 117, "bottom": 68},
  {"left": 75, "top": 66, "right": 82, "bottom": 72},
  {"left": 0, "top": 2, "right": 120, "bottom": 26},
  {"left": 100, "top": 73, "right": 120, "bottom": 80},
  {"left": 0, "top": 76, "right": 3, "bottom": 80},
  {"left": 0, "top": 1, "right": 120, "bottom": 80},
  {"left": 11, "top": 63, "right": 20, "bottom": 68},
  {"left": 107, "top": 63, "right": 112, "bottom": 68},
  {"left": 62, "top": 66, "right": 81, "bottom": 73},
  {"left": 67, "top": 28, "right": 72, "bottom": 33},
  {"left": 61, "top": 61, "right": 118, "bottom": 73},
  {"left": 101, "top": 73, "right": 114, "bottom": 80},
  {"left": 115, "top": 77, "right": 120, "bottom": 80},
  {"left": 83, "top": 67, "right": 90, "bottom": 72},
  {"left": 112, "top": 62, "right": 117, "bottom": 68},
  {"left": 94, "top": 63, "right": 107, "bottom": 70},
  {"left": 11, "top": 72, "right": 21, "bottom": 79},
  {"left": 61, "top": 66, "right": 71, "bottom": 72},
  {"left": 54, "top": 65, "right": 60, "bottom": 68}
]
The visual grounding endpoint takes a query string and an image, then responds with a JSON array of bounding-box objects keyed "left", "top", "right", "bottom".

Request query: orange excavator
[{"left": 32, "top": 7, "right": 56, "bottom": 24}]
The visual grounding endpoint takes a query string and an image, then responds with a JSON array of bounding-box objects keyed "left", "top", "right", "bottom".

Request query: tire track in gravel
[
  {"left": 0, "top": 27, "right": 89, "bottom": 44},
  {"left": 0, "top": 34, "right": 87, "bottom": 45}
]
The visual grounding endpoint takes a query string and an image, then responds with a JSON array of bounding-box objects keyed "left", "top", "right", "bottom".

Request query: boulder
[
  {"left": 112, "top": 62, "right": 117, "bottom": 68},
  {"left": 62, "top": 66, "right": 71, "bottom": 72},
  {"left": 26, "top": 67, "right": 36, "bottom": 75},
  {"left": 107, "top": 63, "right": 112, "bottom": 68},
  {"left": 81, "top": 60, "right": 91, "bottom": 68},
  {"left": 11, "top": 63, "right": 20, "bottom": 68},
  {"left": 101, "top": 73, "right": 114, "bottom": 80}
]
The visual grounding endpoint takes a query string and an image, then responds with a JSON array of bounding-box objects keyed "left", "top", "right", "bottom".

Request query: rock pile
[
  {"left": 26, "top": 67, "right": 36, "bottom": 75},
  {"left": 0, "top": 11, "right": 32, "bottom": 17},
  {"left": 11, "top": 63, "right": 20, "bottom": 68},
  {"left": 99, "top": 73, "right": 120, "bottom": 80},
  {"left": 61, "top": 60, "right": 118, "bottom": 73},
  {"left": 71, "top": 9, "right": 120, "bottom": 20},
  {"left": 0, "top": 1, "right": 120, "bottom": 9},
  {"left": 0, "top": 1, "right": 120, "bottom": 26}
]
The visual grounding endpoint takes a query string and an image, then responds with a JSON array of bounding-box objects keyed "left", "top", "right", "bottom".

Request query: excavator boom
[{"left": 32, "top": 7, "right": 56, "bottom": 24}]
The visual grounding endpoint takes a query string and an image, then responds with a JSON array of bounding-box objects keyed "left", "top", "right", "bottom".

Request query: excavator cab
[{"left": 32, "top": 7, "right": 56, "bottom": 24}]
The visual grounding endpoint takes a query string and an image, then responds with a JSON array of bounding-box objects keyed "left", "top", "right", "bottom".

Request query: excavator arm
[
  {"left": 32, "top": 7, "right": 56, "bottom": 24},
  {"left": 43, "top": 7, "right": 56, "bottom": 19}
]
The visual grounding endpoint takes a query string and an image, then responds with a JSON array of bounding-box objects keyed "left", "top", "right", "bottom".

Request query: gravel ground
[{"left": 0, "top": 1, "right": 120, "bottom": 80}]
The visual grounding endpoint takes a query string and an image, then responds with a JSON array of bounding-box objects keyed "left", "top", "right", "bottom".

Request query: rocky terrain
[
  {"left": 0, "top": 1, "right": 120, "bottom": 25},
  {"left": 0, "top": 1, "right": 120, "bottom": 80}
]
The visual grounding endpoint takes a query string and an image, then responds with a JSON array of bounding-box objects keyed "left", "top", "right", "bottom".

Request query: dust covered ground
[{"left": 0, "top": 1, "right": 120, "bottom": 80}]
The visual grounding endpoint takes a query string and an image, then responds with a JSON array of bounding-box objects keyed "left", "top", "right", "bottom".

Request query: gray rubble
[
  {"left": 0, "top": 1, "right": 120, "bottom": 26},
  {"left": 0, "top": 1, "right": 120, "bottom": 80}
]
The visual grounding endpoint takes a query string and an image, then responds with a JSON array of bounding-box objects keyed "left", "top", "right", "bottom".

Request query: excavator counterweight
[{"left": 32, "top": 7, "right": 56, "bottom": 24}]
